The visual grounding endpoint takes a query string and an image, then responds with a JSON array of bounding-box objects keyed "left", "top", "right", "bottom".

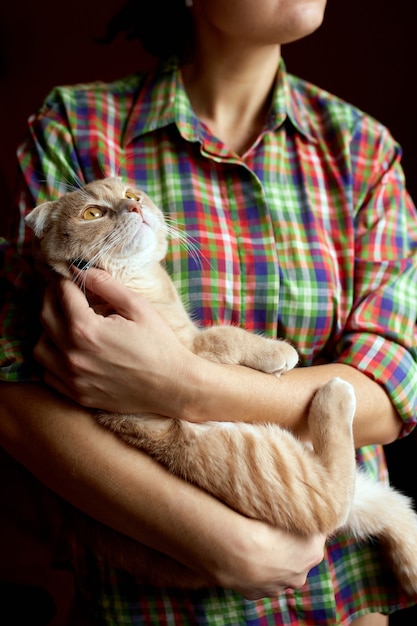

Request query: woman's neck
[{"left": 181, "top": 43, "right": 281, "bottom": 155}]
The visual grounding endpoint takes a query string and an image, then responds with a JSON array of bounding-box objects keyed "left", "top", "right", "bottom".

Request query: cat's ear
[{"left": 25, "top": 202, "right": 55, "bottom": 238}]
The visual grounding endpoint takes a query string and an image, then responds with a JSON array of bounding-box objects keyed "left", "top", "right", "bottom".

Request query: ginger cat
[{"left": 25, "top": 177, "right": 417, "bottom": 592}]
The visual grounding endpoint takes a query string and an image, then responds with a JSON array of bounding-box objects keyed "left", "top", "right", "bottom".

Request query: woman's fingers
[
  {"left": 32, "top": 270, "right": 196, "bottom": 415},
  {"left": 218, "top": 522, "right": 326, "bottom": 600},
  {"left": 70, "top": 267, "right": 149, "bottom": 321}
]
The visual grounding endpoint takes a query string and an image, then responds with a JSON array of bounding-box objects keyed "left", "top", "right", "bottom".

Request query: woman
[{"left": 1, "top": 0, "right": 416, "bottom": 624}]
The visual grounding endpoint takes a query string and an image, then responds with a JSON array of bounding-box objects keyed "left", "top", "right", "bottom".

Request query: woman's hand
[
  {"left": 210, "top": 518, "right": 326, "bottom": 599},
  {"left": 34, "top": 268, "right": 200, "bottom": 416}
]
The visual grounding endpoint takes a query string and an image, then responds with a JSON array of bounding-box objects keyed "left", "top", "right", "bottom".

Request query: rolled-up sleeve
[{"left": 336, "top": 119, "right": 417, "bottom": 435}]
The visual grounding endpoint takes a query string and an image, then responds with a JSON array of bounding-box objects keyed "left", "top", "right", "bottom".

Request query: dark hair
[{"left": 101, "top": 0, "right": 195, "bottom": 63}]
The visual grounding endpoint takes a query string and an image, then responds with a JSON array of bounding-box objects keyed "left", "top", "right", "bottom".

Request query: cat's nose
[{"left": 128, "top": 202, "right": 143, "bottom": 215}]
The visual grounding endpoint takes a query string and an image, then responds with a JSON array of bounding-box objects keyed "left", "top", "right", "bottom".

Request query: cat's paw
[
  {"left": 310, "top": 377, "right": 356, "bottom": 427},
  {"left": 193, "top": 326, "right": 299, "bottom": 375},
  {"left": 255, "top": 339, "right": 299, "bottom": 376}
]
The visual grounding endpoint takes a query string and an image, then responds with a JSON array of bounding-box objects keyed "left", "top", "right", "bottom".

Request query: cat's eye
[
  {"left": 125, "top": 190, "right": 140, "bottom": 201},
  {"left": 83, "top": 206, "right": 104, "bottom": 220}
]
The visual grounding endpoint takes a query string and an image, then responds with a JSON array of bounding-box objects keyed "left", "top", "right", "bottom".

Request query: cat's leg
[
  {"left": 343, "top": 469, "right": 417, "bottom": 595},
  {"left": 305, "top": 377, "right": 357, "bottom": 530},
  {"left": 192, "top": 325, "right": 299, "bottom": 375}
]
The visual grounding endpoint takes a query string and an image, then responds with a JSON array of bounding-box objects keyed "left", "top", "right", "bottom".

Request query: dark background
[
  {"left": 0, "top": 1, "right": 416, "bottom": 624},
  {"left": 0, "top": 0, "right": 416, "bottom": 234}
]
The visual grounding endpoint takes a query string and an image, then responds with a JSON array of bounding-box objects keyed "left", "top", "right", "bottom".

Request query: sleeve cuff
[{"left": 336, "top": 332, "right": 417, "bottom": 437}]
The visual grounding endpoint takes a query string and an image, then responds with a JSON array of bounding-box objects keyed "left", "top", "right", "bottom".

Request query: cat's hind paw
[{"left": 310, "top": 377, "right": 356, "bottom": 428}]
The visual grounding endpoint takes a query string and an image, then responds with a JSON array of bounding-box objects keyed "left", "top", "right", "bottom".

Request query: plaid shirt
[{"left": 1, "top": 59, "right": 417, "bottom": 623}]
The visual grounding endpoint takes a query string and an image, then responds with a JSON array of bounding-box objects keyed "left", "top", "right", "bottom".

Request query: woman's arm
[
  {"left": 35, "top": 269, "right": 402, "bottom": 449},
  {"left": 0, "top": 380, "right": 325, "bottom": 599}
]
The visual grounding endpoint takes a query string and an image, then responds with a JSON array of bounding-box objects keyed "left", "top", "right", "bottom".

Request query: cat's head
[{"left": 25, "top": 177, "right": 169, "bottom": 280}]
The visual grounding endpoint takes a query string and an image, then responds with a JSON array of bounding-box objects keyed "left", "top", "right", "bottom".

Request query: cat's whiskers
[
  {"left": 35, "top": 175, "right": 85, "bottom": 200},
  {"left": 62, "top": 176, "right": 84, "bottom": 193},
  {"left": 70, "top": 226, "right": 136, "bottom": 289},
  {"left": 163, "top": 218, "right": 211, "bottom": 270}
]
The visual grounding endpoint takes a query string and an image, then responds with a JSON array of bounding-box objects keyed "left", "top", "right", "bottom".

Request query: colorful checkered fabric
[{"left": 1, "top": 58, "right": 417, "bottom": 624}]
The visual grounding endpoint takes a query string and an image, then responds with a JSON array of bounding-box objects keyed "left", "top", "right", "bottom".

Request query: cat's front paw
[
  {"left": 193, "top": 327, "right": 299, "bottom": 375},
  {"left": 255, "top": 339, "right": 299, "bottom": 376}
]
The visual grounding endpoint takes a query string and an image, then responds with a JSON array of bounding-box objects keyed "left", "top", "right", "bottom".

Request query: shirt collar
[
  {"left": 124, "top": 57, "right": 316, "bottom": 148},
  {"left": 270, "top": 59, "right": 316, "bottom": 143}
]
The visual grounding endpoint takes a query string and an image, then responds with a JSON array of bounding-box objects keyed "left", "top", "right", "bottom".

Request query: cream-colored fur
[{"left": 25, "top": 178, "right": 417, "bottom": 592}]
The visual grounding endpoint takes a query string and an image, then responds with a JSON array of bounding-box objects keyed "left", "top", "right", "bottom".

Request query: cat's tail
[{"left": 343, "top": 469, "right": 417, "bottom": 595}]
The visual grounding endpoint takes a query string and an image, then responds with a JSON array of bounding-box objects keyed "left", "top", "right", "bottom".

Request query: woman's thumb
[{"left": 72, "top": 266, "right": 146, "bottom": 320}]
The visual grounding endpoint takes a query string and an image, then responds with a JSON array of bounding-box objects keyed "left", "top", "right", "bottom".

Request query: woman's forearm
[
  {"left": 184, "top": 359, "right": 402, "bottom": 448},
  {"left": 0, "top": 381, "right": 232, "bottom": 573},
  {"left": 0, "top": 381, "right": 325, "bottom": 597}
]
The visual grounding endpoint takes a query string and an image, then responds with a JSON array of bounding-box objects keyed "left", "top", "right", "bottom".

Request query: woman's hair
[{"left": 101, "top": 0, "right": 195, "bottom": 63}]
